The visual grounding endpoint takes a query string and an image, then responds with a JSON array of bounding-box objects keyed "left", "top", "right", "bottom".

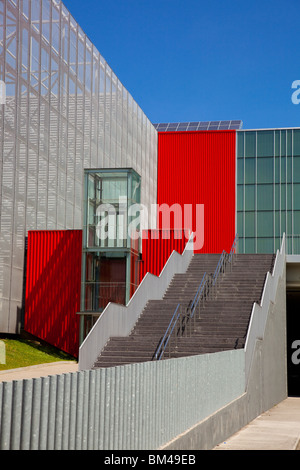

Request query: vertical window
[
  {"left": 257, "top": 185, "right": 273, "bottom": 211},
  {"left": 237, "top": 185, "right": 244, "bottom": 211},
  {"left": 257, "top": 212, "right": 274, "bottom": 237},
  {"left": 245, "top": 185, "right": 255, "bottom": 211},
  {"left": 275, "top": 130, "right": 280, "bottom": 157},
  {"left": 245, "top": 158, "right": 255, "bottom": 184},
  {"left": 237, "top": 212, "right": 244, "bottom": 237},
  {"left": 294, "top": 211, "right": 300, "bottom": 234},
  {"left": 237, "top": 132, "right": 244, "bottom": 158},
  {"left": 257, "top": 157, "right": 274, "bottom": 184},
  {"left": 257, "top": 130, "right": 274, "bottom": 157},
  {"left": 245, "top": 131, "right": 256, "bottom": 157},
  {"left": 245, "top": 238, "right": 255, "bottom": 253},
  {"left": 237, "top": 158, "right": 244, "bottom": 184},
  {"left": 245, "top": 212, "right": 255, "bottom": 237},
  {"left": 281, "top": 130, "right": 286, "bottom": 156},
  {"left": 293, "top": 157, "right": 300, "bottom": 183},
  {"left": 293, "top": 129, "right": 300, "bottom": 156},
  {"left": 256, "top": 238, "right": 274, "bottom": 253}
]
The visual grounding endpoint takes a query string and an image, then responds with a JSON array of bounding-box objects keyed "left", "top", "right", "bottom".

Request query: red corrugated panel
[
  {"left": 24, "top": 230, "right": 82, "bottom": 358},
  {"left": 157, "top": 130, "right": 236, "bottom": 253},
  {"left": 139, "top": 229, "right": 190, "bottom": 281}
]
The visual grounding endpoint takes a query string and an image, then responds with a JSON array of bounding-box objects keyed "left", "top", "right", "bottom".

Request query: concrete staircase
[{"left": 92, "top": 253, "right": 275, "bottom": 369}]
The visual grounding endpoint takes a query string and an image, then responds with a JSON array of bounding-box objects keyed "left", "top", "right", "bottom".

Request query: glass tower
[
  {"left": 237, "top": 129, "right": 300, "bottom": 254},
  {"left": 80, "top": 168, "right": 142, "bottom": 339}
]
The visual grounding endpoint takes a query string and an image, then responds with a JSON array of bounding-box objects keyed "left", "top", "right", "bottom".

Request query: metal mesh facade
[{"left": 0, "top": 0, "right": 158, "bottom": 333}]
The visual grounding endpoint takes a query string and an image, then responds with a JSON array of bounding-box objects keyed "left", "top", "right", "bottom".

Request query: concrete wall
[{"left": 160, "top": 247, "right": 287, "bottom": 450}]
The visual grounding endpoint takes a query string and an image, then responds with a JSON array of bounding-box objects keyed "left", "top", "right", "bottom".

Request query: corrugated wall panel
[
  {"left": 24, "top": 230, "right": 82, "bottom": 358},
  {"left": 139, "top": 229, "right": 190, "bottom": 280},
  {"left": 157, "top": 131, "right": 236, "bottom": 253}
]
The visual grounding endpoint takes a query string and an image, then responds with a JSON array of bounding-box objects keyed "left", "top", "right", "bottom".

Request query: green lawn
[{"left": 0, "top": 337, "right": 76, "bottom": 371}]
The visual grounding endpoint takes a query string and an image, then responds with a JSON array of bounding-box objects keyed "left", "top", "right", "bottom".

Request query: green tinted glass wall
[{"left": 237, "top": 129, "right": 300, "bottom": 254}]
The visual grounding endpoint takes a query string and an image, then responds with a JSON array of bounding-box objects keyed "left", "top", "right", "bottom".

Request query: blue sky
[{"left": 62, "top": 0, "right": 300, "bottom": 130}]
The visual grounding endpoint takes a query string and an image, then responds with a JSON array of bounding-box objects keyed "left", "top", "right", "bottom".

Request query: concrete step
[{"left": 92, "top": 252, "right": 275, "bottom": 369}]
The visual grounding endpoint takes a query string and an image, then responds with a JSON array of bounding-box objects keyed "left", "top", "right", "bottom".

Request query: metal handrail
[
  {"left": 154, "top": 272, "right": 208, "bottom": 361},
  {"left": 212, "top": 250, "right": 227, "bottom": 286},
  {"left": 212, "top": 234, "right": 239, "bottom": 287},
  {"left": 228, "top": 234, "right": 239, "bottom": 263},
  {"left": 154, "top": 234, "right": 239, "bottom": 361},
  {"left": 192, "top": 273, "right": 212, "bottom": 314},
  {"left": 154, "top": 303, "right": 181, "bottom": 360},
  {"left": 190, "top": 272, "right": 207, "bottom": 312}
]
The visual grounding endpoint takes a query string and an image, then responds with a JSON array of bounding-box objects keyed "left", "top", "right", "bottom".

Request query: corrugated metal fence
[
  {"left": 157, "top": 130, "right": 236, "bottom": 254},
  {"left": 0, "top": 350, "right": 245, "bottom": 450},
  {"left": 25, "top": 230, "right": 82, "bottom": 358},
  {"left": 139, "top": 229, "right": 190, "bottom": 281}
]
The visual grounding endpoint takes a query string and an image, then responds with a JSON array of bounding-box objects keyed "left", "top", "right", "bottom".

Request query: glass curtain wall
[
  {"left": 85, "top": 169, "right": 141, "bottom": 250},
  {"left": 237, "top": 129, "right": 300, "bottom": 254}
]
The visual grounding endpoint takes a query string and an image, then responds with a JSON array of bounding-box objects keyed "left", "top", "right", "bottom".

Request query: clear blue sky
[{"left": 62, "top": 0, "right": 300, "bottom": 130}]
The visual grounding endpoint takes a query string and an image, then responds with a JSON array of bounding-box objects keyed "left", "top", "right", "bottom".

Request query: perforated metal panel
[{"left": 0, "top": 0, "right": 157, "bottom": 333}]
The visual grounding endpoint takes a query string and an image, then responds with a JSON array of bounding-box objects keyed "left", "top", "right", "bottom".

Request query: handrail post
[
  {"left": 175, "top": 314, "right": 178, "bottom": 349},
  {"left": 180, "top": 305, "right": 183, "bottom": 337}
]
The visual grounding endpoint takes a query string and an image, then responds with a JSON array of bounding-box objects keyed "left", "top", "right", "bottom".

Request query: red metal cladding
[
  {"left": 139, "top": 229, "right": 190, "bottom": 281},
  {"left": 24, "top": 230, "right": 82, "bottom": 358},
  {"left": 157, "top": 130, "right": 236, "bottom": 253}
]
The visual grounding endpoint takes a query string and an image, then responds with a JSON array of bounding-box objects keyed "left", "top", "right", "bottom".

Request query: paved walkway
[
  {"left": 214, "top": 397, "right": 300, "bottom": 450},
  {"left": 0, "top": 361, "right": 78, "bottom": 382}
]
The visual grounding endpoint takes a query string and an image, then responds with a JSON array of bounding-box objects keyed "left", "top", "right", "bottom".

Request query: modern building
[
  {"left": 0, "top": 0, "right": 157, "bottom": 336},
  {"left": 0, "top": 0, "right": 300, "bottom": 394}
]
